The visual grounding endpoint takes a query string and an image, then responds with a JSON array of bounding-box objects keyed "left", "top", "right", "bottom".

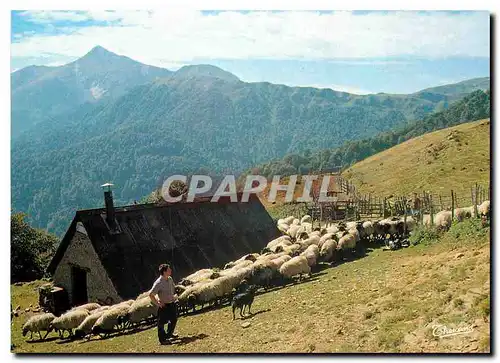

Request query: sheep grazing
[
  {"left": 22, "top": 313, "right": 55, "bottom": 340},
  {"left": 282, "top": 216, "right": 296, "bottom": 225},
  {"left": 248, "top": 264, "right": 276, "bottom": 289},
  {"left": 348, "top": 228, "right": 360, "bottom": 244},
  {"left": 91, "top": 306, "right": 129, "bottom": 337},
  {"left": 279, "top": 255, "right": 311, "bottom": 281},
  {"left": 434, "top": 210, "right": 452, "bottom": 231},
  {"left": 181, "top": 269, "right": 215, "bottom": 286},
  {"left": 74, "top": 310, "right": 108, "bottom": 339},
  {"left": 70, "top": 302, "right": 101, "bottom": 313},
  {"left": 337, "top": 233, "right": 356, "bottom": 259},
  {"left": 136, "top": 291, "right": 151, "bottom": 300},
  {"left": 454, "top": 207, "right": 471, "bottom": 222},
  {"left": 300, "top": 215, "right": 312, "bottom": 224},
  {"left": 319, "top": 238, "right": 338, "bottom": 262},
  {"left": 361, "top": 221, "right": 375, "bottom": 240},
  {"left": 300, "top": 244, "right": 320, "bottom": 267},
  {"left": 271, "top": 255, "right": 292, "bottom": 269},
  {"left": 277, "top": 223, "right": 289, "bottom": 233},
  {"left": 478, "top": 200, "right": 490, "bottom": 218},
  {"left": 266, "top": 235, "right": 291, "bottom": 250},
  {"left": 286, "top": 224, "right": 301, "bottom": 239},
  {"left": 121, "top": 297, "right": 158, "bottom": 327},
  {"left": 319, "top": 233, "right": 335, "bottom": 249},
  {"left": 50, "top": 309, "right": 89, "bottom": 338}
]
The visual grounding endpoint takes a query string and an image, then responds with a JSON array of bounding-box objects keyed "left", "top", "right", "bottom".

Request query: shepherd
[{"left": 149, "top": 263, "right": 179, "bottom": 345}]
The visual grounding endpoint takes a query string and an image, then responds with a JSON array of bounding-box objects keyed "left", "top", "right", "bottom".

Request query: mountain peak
[
  {"left": 173, "top": 64, "right": 240, "bottom": 82},
  {"left": 83, "top": 45, "right": 118, "bottom": 59}
]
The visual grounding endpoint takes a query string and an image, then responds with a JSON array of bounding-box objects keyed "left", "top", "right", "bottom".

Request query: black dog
[{"left": 232, "top": 285, "right": 258, "bottom": 320}]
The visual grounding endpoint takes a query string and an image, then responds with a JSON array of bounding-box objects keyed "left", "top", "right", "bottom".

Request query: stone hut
[{"left": 47, "top": 189, "right": 279, "bottom": 306}]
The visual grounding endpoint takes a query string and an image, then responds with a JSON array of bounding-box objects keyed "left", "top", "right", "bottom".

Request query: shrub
[{"left": 408, "top": 225, "right": 441, "bottom": 246}]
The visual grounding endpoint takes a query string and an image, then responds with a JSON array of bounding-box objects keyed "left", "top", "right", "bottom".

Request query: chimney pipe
[{"left": 101, "top": 183, "right": 115, "bottom": 227}]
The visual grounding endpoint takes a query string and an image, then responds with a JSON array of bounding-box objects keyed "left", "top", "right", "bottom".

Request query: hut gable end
[{"left": 52, "top": 231, "right": 121, "bottom": 305}]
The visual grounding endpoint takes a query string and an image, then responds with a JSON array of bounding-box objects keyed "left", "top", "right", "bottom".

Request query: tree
[{"left": 11, "top": 212, "right": 59, "bottom": 283}]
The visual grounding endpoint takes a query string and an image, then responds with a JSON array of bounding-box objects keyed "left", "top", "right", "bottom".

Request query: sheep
[
  {"left": 300, "top": 244, "right": 320, "bottom": 267},
  {"left": 50, "top": 309, "right": 89, "bottom": 338},
  {"left": 287, "top": 224, "right": 301, "bottom": 239},
  {"left": 319, "top": 238, "right": 338, "bottom": 262},
  {"left": 279, "top": 255, "right": 311, "bottom": 281},
  {"left": 70, "top": 302, "right": 101, "bottom": 313},
  {"left": 180, "top": 269, "right": 215, "bottom": 285},
  {"left": 361, "top": 221, "right": 375, "bottom": 240},
  {"left": 348, "top": 228, "right": 360, "bottom": 244},
  {"left": 283, "top": 216, "right": 296, "bottom": 225},
  {"left": 248, "top": 264, "right": 276, "bottom": 289},
  {"left": 277, "top": 223, "right": 289, "bottom": 233},
  {"left": 120, "top": 297, "right": 158, "bottom": 327},
  {"left": 292, "top": 218, "right": 300, "bottom": 226},
  {"left": 266, "top": 235, "right": 291, "bottom": 250},
  {"left": 74, "top": 309, "right": 108, "bottom": 339},
  {"left": 136, "top": 291, "right": 151, "bottom": 300},
  {"left": 270, "top": 255, "right": 292, "bottom": 269},
  {"left": 478, "top": 200, "right": 490, "bottom": 218},
  {"left": 326, "top": 224, "right": 339, "bottom": 234},
  {"left": 434, "top": 210, "right": 452, "bottom": 231},
  {"left": 337, "top": 233, "right": 356, "bottom": 259},
  {"left": 298, "top": 235, "right": 320, "bottom": 250},
  {"left": 300, "top": 215, "right": 312, "bottom": 224},
  {"left": 454, "top": 207, "right": 470, "bottom": 222},
  {"left": 91, "top": 305, "right": 130, "bottom": 337},
  {"left": 22, "top": 313, "right": 55, "bottom": 340},
  {"left": 319, "top": 233, "right": 335, "bottom": 248}
]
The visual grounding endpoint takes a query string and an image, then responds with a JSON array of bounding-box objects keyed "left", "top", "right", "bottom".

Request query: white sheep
[
  {"left": 337, "top": 233, "right": 356, "bottom": 251},
  {"left": 361, "top": 221, "right": 375, "bottom": 239},
  {"left": 70, "top": 302, "right": 101, "bottom": 313},
  {"left": 319, "top": 233, "right": 335, "bottom": 248},
  {"left": 277, "top": 223, "right": 289, "bottom": 233},
  {"left": 292, "top": 218, "right": 300, "bottom": 225},
  {"left": 279, "top": 255, "right": 311, "bottom": 280},
  {"left": 348, "top": 228, "right": 360, "bottom": 243},
  {"left": 181, "top": 269, "right": 215, "bottom": 285},
  {"left": 300, "top": 215, "right": 312, "bottom": 224},
  {"left": 478, "top": 200, "right": 490, "bottom": 218},
  {"left": 122, "top": 297, "right": 158, "bottom": 326},
  {"left": 434, "top": 210, "right": 452, "bottom": 231},
  {"left": 50, "top": 309, "right": 89, "bottom": 338},
  {"left": 91, "top": 305, "right": 129, "bottom": 336},
  {"left": 300, "top": 245, "right": 320, "bottom": 267},
  {"left": 74, "top": 310, "right": 108, "bottom": 339},
  {"left": 270, "top": 255, "right": 292, "bottom": 269},
  {"left": 287, "top": 224, "right": 301, "bottom": 239},
  {"left": 283, "top": 216, "right": 296, "bottom": 225},
  {"left": 22, "top": 313, "right": 55, "bottom": 340},
  {"left": 320, "top": 238, "right": 338, "bottom": 262}
]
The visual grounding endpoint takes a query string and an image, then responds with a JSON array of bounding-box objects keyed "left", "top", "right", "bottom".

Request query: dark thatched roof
[{"left": 47, "top": 194, "right": 279, "bottom": 299}]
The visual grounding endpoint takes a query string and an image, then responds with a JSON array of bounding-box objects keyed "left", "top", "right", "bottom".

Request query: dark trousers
[{"left": 157, "top": 303, "right": 178, "bottom": 342}]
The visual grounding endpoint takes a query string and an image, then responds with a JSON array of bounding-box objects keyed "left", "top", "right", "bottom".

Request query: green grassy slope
[
  {"left": 343, "top": 119, "right": 490, "bottom": 198},
  {"left": 11, "top": 220, "right": 490, "bottom": 353}
]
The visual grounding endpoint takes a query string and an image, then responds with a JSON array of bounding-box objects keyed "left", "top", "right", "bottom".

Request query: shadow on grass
[
  {"left": 239, "top": 308, "right": 271, "bottom": 320},
  {"left": 26, "top": 336, "right": 59, "bottom": 344},
  {"left": 168, "top": 333, "right": 209, "bottom": 346}
]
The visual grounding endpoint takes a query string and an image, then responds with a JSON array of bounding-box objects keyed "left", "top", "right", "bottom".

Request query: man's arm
[{"left": 149, "top": 280, "right": 163, "bottom": 307}]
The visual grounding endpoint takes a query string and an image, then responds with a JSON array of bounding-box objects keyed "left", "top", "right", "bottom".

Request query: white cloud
[{"left": 12, "top": 10, "right": 490, "bottom": 68}]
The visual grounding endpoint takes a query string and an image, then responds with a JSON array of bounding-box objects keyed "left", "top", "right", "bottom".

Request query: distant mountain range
[{"left": 11, "top": 46, "right": 490, "bottom": 235}]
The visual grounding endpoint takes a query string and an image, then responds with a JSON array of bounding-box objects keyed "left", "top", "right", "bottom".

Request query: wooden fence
[{"left": 304, "top": 174, "right": 490, "bottom": 226}]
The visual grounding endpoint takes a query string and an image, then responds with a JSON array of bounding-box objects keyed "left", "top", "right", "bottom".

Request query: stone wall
[{"left": 53, "top": 230, "right": 121, "bottom": 305}]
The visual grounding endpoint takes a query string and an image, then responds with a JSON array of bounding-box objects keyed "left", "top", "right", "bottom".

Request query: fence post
[
  {"left": 439, "top": 195, "right": 443, "bottom": 210},
  {"left": 403, "top": 197, "right": 408, "bottom": 236},
  {"left": 430, "top": 194, "right": 434, "bottom": 226},
  {"left": 474, "top": 184, "right": 478, "bottom": 218},
  {"left": 451, "top": 190, "right": 455, "bottom": 221}
]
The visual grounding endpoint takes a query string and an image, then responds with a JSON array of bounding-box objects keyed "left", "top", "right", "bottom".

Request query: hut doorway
[{"left": 71, "top": 265, "right": 88, "bottom": 305}]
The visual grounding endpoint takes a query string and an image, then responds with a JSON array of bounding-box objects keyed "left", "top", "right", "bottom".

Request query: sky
[{"left": 10, "top": 10, "right": 490, "bottom": 94}]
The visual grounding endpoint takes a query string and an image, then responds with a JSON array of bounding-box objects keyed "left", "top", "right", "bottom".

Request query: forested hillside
[
  {"left": 247, "top": 89, "right": 490, "bottom": 178},
  {"left": 11, "top": 47, "right": 490, "bottom": 236}
]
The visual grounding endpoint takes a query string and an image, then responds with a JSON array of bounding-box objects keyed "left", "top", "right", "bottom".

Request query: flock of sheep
[{"left": 21, "top": 199, "right": 490, "bottom": 342}]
